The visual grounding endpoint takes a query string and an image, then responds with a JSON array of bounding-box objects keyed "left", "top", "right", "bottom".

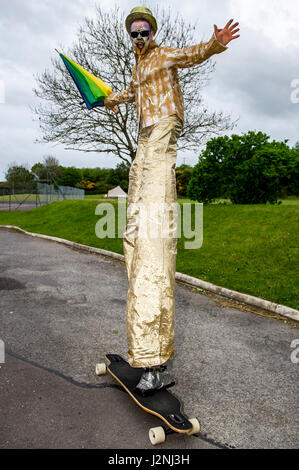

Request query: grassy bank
[
  {"left": 83, "top": 194, "right": 299, "bottom": 206},
  {"left": 0, "top": 199, "right": 298, "bottom": 310}
]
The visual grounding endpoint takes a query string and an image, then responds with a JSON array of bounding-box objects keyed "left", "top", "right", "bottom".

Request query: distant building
[{"left": 107, "top": 185, "right": 128, "bottom": 199}]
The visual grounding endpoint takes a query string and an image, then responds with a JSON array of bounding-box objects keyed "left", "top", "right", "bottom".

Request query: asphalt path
[
  {"left": 0, "top": 229, "right": 298, "bottom": 449},
  {"left": 0, "top": 203, "right": 39, "bottom": 211}
]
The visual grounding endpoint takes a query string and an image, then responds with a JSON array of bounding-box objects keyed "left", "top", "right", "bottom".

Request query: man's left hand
[{"left": 214, "top": 19, "right": 240, "bottom": 46}]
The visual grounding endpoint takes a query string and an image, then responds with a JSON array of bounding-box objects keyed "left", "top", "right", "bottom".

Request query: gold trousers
[{"left": 123, "top": 114, "right": 183, "bottom": 368}]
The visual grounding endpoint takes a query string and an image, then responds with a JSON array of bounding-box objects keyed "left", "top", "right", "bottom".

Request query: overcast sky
[{"left": 0, "top": 0, "right": 298, "bottom": 181}]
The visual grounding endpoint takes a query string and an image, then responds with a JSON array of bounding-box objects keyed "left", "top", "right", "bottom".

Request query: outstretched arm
[
  {"left": 164, "top": 19, "right": 240, "bottom": 68},
  {"left": 163, "top": 33, "right": 228, "bottom": 70},
  {"left": 163, "top": 18, "right": 240, "bottom": 70}
]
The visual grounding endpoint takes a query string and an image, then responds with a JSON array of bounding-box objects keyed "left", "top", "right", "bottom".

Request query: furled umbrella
[{"left": 56, "top": 50, "right": 118, "bottom": 113}]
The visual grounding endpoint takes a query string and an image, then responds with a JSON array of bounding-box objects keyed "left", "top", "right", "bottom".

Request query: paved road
[
  {"left": 0, "top": 229, "right": 298, "bottom": 449},
  {"left": 0, "top": 203, "right": 39, "bottom": 211}
]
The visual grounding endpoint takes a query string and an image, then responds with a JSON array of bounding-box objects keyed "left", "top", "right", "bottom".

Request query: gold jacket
[{"left": 105, "top": 32, "right": 228, "bottom": 129}]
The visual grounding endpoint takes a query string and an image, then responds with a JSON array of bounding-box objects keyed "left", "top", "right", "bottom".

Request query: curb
[{"left": 1, "top": 225, "right": 298, "bottom": 323}]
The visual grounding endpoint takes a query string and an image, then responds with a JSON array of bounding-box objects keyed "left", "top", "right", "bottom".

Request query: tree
[
  {"left": 106, "top": 162, "right": 129, "bottom": 190},
  {"left": 175, "top": 164, "right": 193, "bottom": 196},
  {"left": 31, "top": 162, "right": 45, "bottom": 180},
  {"left": 56, "top": 166, "right": 82, "bottom": 187},
  {"left": 32, "top": 5, "right": 235, "bottom": 165},
  {"left": 187, "top": 131, "right": 298, "bottom": 204},
  {"left": 5, "top": 165, "right": 35, "bottom": 185},
  {"left": 31, "top": 155, "right": 61, "bottom": 182},
  {"left": 281, "top": 146, "right": 299, "bottom": 197},
  {"left": 80, "top": 167, "right": 111, "bottom": 183}
]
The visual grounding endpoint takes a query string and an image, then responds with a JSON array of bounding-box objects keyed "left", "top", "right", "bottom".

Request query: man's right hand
[{"left": 103, "top": 97, "right": 119, "bottom": 114}]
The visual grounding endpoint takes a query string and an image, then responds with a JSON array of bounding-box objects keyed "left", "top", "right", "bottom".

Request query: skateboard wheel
[
  {"left": 149, "top": 426, "right": 166, "bottom": 445},
  {"left": 95, "top": 363, "right": 107, "bottom": 376},
  {"left": 187, "top": 418, "right": 200, "bottom": 435}
]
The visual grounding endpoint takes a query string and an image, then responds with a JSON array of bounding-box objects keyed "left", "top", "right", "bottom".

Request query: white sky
[{"left": 0, "top": 0, "right": 298, "bottom": 180}]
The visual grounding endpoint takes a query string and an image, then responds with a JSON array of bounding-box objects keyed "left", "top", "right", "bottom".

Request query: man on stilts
[{"left": 104, "top": 6, "right": 240, "bottom": 396}]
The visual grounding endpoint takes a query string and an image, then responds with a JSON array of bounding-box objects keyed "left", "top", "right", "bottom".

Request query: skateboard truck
[{"left": 168, "top": 413, "right": 187, "bottom": 425}]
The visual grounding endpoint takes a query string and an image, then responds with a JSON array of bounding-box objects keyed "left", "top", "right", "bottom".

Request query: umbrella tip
[{"left": 55, "top": 48, "right": 61, "bottom": 55}]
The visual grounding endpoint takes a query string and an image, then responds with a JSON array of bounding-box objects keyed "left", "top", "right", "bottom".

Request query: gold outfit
[
  {"left": 124, "top": 114, "right": 183, "bottom": 367},
  {"left": 105, "top": 28, "right": 227, "bottom": 368}
]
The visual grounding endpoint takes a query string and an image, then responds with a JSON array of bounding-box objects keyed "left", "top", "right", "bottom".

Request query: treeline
[
  {"left": 2, "top": 131, "right": 298, "bottom": 203},
  {"left": 3, "top": 159, "right": 192, "bottom": 197},
  {"left": 3, "top": 161, "right": 130, "bottom": 195},
  {"left": 54, "top": 162, "right": 130, "bottom": 194}
]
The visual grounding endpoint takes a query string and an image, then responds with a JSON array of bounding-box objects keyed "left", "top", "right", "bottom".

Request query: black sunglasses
[{"left": 130, "top": 30, "right": 150, "bottom": 38}]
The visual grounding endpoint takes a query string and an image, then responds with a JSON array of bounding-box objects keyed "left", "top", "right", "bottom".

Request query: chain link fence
[
  {"left": 0, "top": 182, "right": 84, "bottom": 211},
  {"left": 37, "top": 183, "right": 84, "bottom": 204}
]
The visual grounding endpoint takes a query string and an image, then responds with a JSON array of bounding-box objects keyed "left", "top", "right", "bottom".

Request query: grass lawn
[
  {"left": 0, "top": 199, "right": 298, "bottom": 310},
  {"left": 84, "top": 194, "right": 299, "bottom": 206}
]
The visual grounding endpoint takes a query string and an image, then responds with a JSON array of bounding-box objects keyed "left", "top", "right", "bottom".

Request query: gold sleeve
[
  {"left": 164, "top": 32, "right": 228, "bottom": 69},
  {"left": 104, "top": 80, "right": 136, "bottom": 109}
]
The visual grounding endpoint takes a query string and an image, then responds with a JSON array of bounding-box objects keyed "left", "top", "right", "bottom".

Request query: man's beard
[{"left": 132, "top": 39, "right": 150, "bottom": 55}]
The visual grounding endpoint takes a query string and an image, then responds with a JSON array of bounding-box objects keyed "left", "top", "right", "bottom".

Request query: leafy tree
[
  {"left": 175, "top": 164, "right": 193, "bottom": 196},
  {"left": 80, "top": 167, "right": 112, "bottom": 185},
  {"left": 281, "top": 146, "right": 299, "bottom": 197},
  {"left": 31, "top": 163, "right": 46, "bottom": 180},
  {"left": 31, "top": 155, "right": 61, "bottom": 182},
  {"left": 115, "top": 162, "right": 129, "bottom": 185},
  {"left": 56, "top": 166, "right": 82, "bottom": 187},
  {"left": 107, "top": 169, "right": 121, "bottom": 187},
  {"left": 106, "top": 162, "right": 129, "bottom": 189},
  {"left": 119, "top": 179, "right": 129, "bottom": 192},
  {"left": 187, "top": 131, "right": 298, "bottom": 204},
  {"left": 93, "top": 181, "right": 111, "bottom": 194},
  {"left": 5, "top": 165, "right": 35, "bottom": 185}
]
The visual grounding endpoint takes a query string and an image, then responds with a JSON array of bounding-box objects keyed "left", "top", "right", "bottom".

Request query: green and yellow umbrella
[{"left": 56, "top": 50, "right": 117, "bottom": 112}]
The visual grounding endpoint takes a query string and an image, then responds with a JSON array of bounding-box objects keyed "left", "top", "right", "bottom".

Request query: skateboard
[{"left": 95, "top": 354, "right": 200, "bottom": 445}]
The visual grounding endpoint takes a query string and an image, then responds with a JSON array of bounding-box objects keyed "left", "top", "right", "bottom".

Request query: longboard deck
[{"left": 105, "top": 354, "right": 193, "bottom": 433}]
